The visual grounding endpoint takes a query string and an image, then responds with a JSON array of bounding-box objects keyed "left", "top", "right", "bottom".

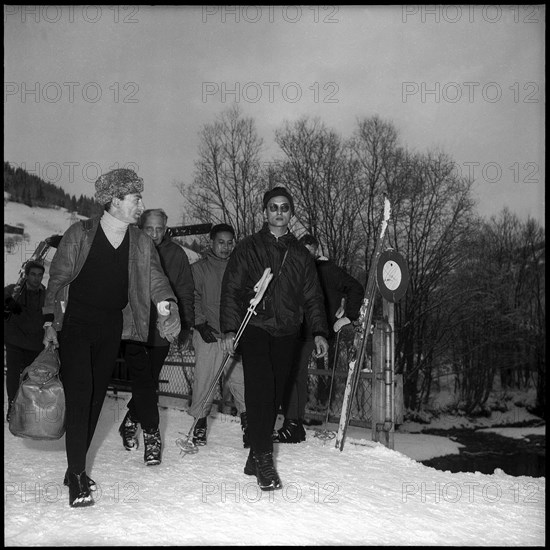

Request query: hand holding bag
[{"left": 9, "top": 346, "right": 66, "bottom": 440}]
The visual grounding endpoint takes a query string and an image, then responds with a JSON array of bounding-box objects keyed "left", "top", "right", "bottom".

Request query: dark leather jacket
[{"left": 220, "top": 224, "right": 328, "bottom": 338}]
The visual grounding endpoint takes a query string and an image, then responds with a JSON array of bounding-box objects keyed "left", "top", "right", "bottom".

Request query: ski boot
[
  {"left": 253, "top": 450, "right": 282, "bottom": 491},
  {"left": 274, "top": 418, "right": 306, "bottom": 444},
  {"left": 119, "top": 410, "right": 139, "bottom": 451},
  {"left": 143, "top": 428, "right": 162, "bottom": 466},
  {"left": 241, "top": 412, "right": 250, "bottom": 449},
  {"left": 244, "top": 448, "right": 255, "bottom": 476},
  {"left": 192, "top": 416, "right": 207, "bottom": 446}
]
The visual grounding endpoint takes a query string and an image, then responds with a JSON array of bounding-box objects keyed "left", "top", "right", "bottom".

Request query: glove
[
  {"left": 178, "top": 328, "right": 191, "bottom": 349},
  {"left": 195, "top": 322, "right": 219, "bottom": 344},
  {"left": 157, "top": 302, "right": 181, "bottom": 343},
  {"left": 335, "top": 297, "right": 346, "bottom": 319},
  {"left": 333, "top": 316, "right": 351, "bottom": 333},
  {"left": 5, "top": 297, "right": 22, "bottom": 315}
]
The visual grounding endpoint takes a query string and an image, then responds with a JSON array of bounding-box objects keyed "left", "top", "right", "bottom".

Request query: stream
[{"left": 420, "top": 425, "right": 545, "bottom": 478}]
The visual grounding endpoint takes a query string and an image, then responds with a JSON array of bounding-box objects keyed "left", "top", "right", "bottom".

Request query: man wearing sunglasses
[{"left": 220, "top": 186, "right": 329, "bottom": 491}]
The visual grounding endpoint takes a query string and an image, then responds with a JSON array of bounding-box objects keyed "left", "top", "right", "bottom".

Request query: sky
[
  {"left": 4, "top": 392, "right": 545, "bottom": 546},
  {"left": 4, "top": 5, "right": 545, "bottom": 226}
]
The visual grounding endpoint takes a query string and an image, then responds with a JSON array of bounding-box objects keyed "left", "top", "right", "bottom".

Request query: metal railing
[{"left": 109, "top": 326, "right": 374, "bottom": 427}]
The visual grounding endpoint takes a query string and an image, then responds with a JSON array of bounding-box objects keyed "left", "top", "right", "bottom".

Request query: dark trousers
[
  {"left": 239, "top": 325, "right": 299, "bottom": 453},
  {"left": 58, "top": 312, "right": 123, "bottom": 474},
  {"left": 5, "top": 344, "right": 42, "bottom": 403},
  {"left": 122, "top": 341, "right": 169, "bottom": 431},
  {"left": 283, "top": 339, "right": 315, "bottom": 420}
]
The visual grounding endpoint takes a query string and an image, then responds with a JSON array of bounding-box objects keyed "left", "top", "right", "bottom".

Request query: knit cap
[{"left": 262, "top": 186, "right": 295, "bottom": 214}]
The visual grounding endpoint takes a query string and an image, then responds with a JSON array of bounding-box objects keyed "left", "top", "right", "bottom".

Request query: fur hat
[
  {"left": 262, "top": 186, "right": 295, "bottom": 214},
  {"left": 94, "top": 168, "right": 144, "bottom": 205}
]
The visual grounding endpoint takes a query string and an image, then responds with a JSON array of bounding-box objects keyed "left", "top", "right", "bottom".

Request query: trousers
[
  {"left": 238, "top": 325, "right": 299, "bottom": 453},
  {"left": 58, "top": 311, "right": 123, "bottom": 473},
  {"left": 189, "top": 331, "right": 246, "bottom": 418},
  {"left": 123, "top": 341, "right": 170, "bottom": 430},
  {"left": 5, "top": 344, "right": 42, "bottom": 403}
]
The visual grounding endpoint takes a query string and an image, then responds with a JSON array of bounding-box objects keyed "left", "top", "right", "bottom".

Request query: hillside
[{"left": 3, "top": 201, "right": 201, "bottom": 288}]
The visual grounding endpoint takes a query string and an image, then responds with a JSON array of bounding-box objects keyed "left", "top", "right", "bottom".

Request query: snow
[
  {"left": 3, "top": 394, "right": 545, "bottom": 546},
  {"left": 4, "top": 201, "right": 81, "bottom": 288},
  {"left": 4, "top": 201, "right": 545, "bottom": 545}
]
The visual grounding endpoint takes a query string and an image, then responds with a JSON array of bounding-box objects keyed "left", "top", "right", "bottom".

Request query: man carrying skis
[
  {"left": 118, "top": 208, "right": 194, "bottom": 465},
  {"left": 4, "top": 260, "right": 46, "bottom": 421},
  {"left": 275, "top": 234, "right": 364, "bottom": 443},
  {"left": 221, "top": 186, "right": 329, "bottom": 491},
  {"left": 189, "top": 223, "right": 248, "bottom": 448}
]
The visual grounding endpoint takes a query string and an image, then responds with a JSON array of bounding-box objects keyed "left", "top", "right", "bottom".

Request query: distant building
[{"left": 4, "top": 223, "right": 24, "bottom": 235}]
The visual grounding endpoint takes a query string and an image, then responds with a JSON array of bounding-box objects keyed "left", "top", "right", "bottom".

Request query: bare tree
[
  {"left": 274, "top": 116, "right": 364, "bottom": 272},
  {"left": 176, "top": 105, "right": 265, "bottom": 239},
  {"left": 388, "top": 151, "right": 476, "bottom": 410},
  {"left": 447, "top": 209, "right": 545, "bottom": 415}
]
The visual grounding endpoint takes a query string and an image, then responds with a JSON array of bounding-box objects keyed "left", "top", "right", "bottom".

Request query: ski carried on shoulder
[
  {"left": 335, "top": 196, "right": 391, "bottom": 451},
  {"left": 4, "top": 234, "right": 62, "bottom": 320}
]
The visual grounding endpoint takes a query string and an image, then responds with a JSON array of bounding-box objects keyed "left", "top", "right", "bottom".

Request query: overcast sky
[{"left": 4, "top": 5, "right": 545, "bottom": 226}]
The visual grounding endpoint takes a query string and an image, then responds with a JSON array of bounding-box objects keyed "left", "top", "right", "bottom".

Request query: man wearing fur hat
[
  {"left": 42, "top": 168, "right": 181, "bottom": 508},
  {"left": 220, "top": 186, "right": 329, "bottom": 491}
]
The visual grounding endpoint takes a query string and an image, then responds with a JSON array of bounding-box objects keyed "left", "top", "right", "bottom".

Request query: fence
[{"left": 110, "top": 325, "right": 375, "bottom": 427}]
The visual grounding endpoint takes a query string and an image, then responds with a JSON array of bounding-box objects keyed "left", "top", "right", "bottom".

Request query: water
[{"left": 420, "top": 427, "right": 545, "bottom": 478}]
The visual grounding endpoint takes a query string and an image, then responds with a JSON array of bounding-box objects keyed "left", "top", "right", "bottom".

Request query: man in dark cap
[
  {"left": 42, "top": 168, "right": 181, "bottom": 508},
  {"left": 221, "top": 186, "right": 329, "bottom": 491},
  {"left": 4, "top": 260, "right": 46, "bottom": 420}
]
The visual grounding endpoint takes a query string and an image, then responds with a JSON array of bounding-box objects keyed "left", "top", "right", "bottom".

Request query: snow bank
[{"left": 4, "top": 394, "right": 545, "bottom": 546}]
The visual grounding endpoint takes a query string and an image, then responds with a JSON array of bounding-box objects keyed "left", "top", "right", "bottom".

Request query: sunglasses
[{"left": 267, "top": 202, "right": 291, "bottom": 213}]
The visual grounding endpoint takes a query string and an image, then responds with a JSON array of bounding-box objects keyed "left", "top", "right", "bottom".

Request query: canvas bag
[{"left": 9, "top": 346, "right": 66, "bottom": 440}]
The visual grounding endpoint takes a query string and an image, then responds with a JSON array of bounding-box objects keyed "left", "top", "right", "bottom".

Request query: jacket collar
[{"left": 260, "top": 222, "right": 295, "bottom": 243}]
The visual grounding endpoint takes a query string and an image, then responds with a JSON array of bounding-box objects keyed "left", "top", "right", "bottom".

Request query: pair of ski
[
  {"left": 334, "top": 196, "right": 391, "bottom": 451},
  {"left": 4, "top": 235, "right": 61, "bottom": 321}
]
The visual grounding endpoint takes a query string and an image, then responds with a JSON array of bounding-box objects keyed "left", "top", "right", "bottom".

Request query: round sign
[{"left": 376, "top": 249, "right": 409, "bottom": 302}]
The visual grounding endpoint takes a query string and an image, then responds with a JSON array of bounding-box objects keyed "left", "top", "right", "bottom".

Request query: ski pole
[
  {"left": 314, "top": 297, "right": 345, "bottom": 441},
  {"left": 314, "top": 329, "right": 340, "bottom": 441},
  {"left": 176, "top": 267, "right": 273, "bottom": 455}
]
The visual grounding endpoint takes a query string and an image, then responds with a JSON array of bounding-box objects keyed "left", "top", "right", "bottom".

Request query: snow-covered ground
[{"left": 3, "top": 393, "right": 545, "bottom": 546}]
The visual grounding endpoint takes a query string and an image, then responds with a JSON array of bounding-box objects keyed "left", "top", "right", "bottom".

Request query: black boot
[
  {"left": 143, "top": 428, "right": 162, "bottom": 466},
  {"left": 244, "top": 448, "right": 255, "bottom": 476},
  {"left": 63, "top": 468, "right": 97, "bottom": 491},
  {"left": 274, "top": 418, "right": 306, "bottom": 444},
  {"left": 66, "top": 470, "right": 94, "bottom": 508},
  {"left": 253, "top": 450, "right": 282, "bottom": 491},
  {"left": 192, "top": 417, "right": 207, "bottom": 446},
  {"left": 240, "top": 412, "right": 250, "bottom": 449},
  {"left": 119, "top": 410, "right": 139, "bottom": 451}
]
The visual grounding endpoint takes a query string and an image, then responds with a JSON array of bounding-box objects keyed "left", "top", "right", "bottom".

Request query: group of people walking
[{"left": 5, "top": 168, "right": 363, "bottom": 507}]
